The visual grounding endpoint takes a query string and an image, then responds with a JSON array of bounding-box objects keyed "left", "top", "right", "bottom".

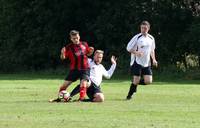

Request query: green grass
[{"left": 0, "top": 74, "right": 200, "bottom": 128}]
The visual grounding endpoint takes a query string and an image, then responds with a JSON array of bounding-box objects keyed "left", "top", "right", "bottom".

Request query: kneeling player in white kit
[{"left": 69, "top": 50, "right": 117, "bottom": 102}]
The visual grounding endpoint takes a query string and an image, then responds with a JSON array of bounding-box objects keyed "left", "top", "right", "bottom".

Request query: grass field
[{"left": 0, "top": 74, "right": 200, "bottom": 128}]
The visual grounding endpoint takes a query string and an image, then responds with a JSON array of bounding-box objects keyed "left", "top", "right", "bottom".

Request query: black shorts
[
  {"left": 65, "top": 69, "right": 90, "bottom": 82},
  {"left": 87, "top": 82, "right": 102, "bottom": 101},
  {"left": 130, "top": 61, "right": 152, "bottom": 76}
]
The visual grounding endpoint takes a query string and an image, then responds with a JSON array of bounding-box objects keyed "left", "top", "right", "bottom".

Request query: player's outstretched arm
[{"left": 103, "top": 56, "right": 117, "bottom": 79}]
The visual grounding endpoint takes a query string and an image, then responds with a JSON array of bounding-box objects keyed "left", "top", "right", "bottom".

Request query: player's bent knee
[
  {"left": 99, "top": 95, "right": 105, "bottom": 102},
  {"left": 93, "top": 93, "right": 104, "bottom": 102},
  {"left": 133, "top": 79, "right": 140, "bottom": 85},
  {"left": 80, "top": 80, "right": 87, "bottom": 87},
  {"left": 134, "top": 80, "right": 140, "bottom": 85},
  {"left": 133, "top": 76, "right": 140, "bottom": 85},
  {"left": 144, "top": 80, "right": 152, "bottom": 85}
]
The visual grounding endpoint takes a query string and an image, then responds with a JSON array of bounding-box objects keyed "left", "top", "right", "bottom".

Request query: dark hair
[
  {"left": 140, "top": 21, "right": 150, "bottom": 27},
  {"left": 69, "top": 30, "right": 79, "bottom": 36}
]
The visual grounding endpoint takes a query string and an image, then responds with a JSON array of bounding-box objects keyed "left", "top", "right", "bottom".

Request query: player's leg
[
  {"left": 139, "top": 78, "right": 146, "bottom": 85},
  {"left": 92, "top": 84, "right": 103, "bottom": 102},
  {"left": 49, "top": 80, "right": 72, "bottom": 102},
  {"left": 59, "top": 69, "right": 78, "bottom": 92},
  {"left": 70, "top": 80, "right": 91, "bottom": 100},
  {"left": 139, "top": 67, "right": 147, "bottom": 85},
  {"left": 86, "top": 83, "right": 103, "bottom": 102},
  {"left": 93, "top": 93, "right": 104, "bottom": 102},
  {"left": 79, "top": 80, "right": 88, "bottom": 100},
  {"left": 59, "top": 80, "right": 72, "bottom": 92},
  {"left": 143, "top": 75, "right": 152, "bottom": 85},
  {"left": 49, "top": 70, "right": 77, "bottom": 102},
  {"left": 79, "top": 69, "right": 90, "bottom": 100},
  {"left": 127, "top": 76, "right": 140, "bottom": 100},
  {"left": 142, "top": 66, "right": 153, "bottom": 85},
  {"left": 126, "top": 62, "right": 141, "bottom": 100},
  {"left": 70, "top": 84, "right": 80, "bottom": 98}
]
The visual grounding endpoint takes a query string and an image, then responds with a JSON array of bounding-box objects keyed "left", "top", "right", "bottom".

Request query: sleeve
[
  {"left": 102, "top": 64, "right": 116, "bottom": 79},
  {"left": 64, "top": 46, "right": 70, "bottom": 58},
  {"left": 126, "top": 35, "right": 138, "bottom": 52}
]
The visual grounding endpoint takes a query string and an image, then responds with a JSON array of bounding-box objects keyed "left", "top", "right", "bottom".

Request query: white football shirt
[
  {"left": 127, "top": 33, "right": 155, "bottom": 67},
  {"left": 88, "top": 59, "right": 116, "bottom": 86}
]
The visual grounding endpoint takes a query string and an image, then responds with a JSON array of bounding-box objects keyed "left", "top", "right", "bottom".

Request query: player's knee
[
  {"left": 94, "top": 94, "right": 104, "bottom": 102},
  {"left": 133, "top": 79, "right": 140, "bottom": 85},
  {"left": 133, "top": 76, "right": 141, "bottom": 85},
  {"left": 63, "top": 81, "right": 71, "bottom": 87},
  {"left": 144, "top": 79, "right": 152, "bottom": 85},
  {"left": 99, "top": 94, "right": 104, "bottom": 102},
  {"left": 80, "top": 80, "right": 87, "bottom": 87}
]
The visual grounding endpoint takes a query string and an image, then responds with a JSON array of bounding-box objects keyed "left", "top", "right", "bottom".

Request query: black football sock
[
  {"left": 70, "top": 84, "right": 80, "bottom": 97},
  {"left": 127, "top": 83, "right": 137, "bottom": 98},
  {"left": 139, "top": 79, "right": 146, "bottom": 85}
]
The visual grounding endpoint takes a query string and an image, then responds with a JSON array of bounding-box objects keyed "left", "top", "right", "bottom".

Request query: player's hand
[
  {"left": 152, "top": 59, "right": 158, "bottom": 67},
  {"left": 60, "top": 47, "right": 66, "bottom": 60},
  {"left": 87, "top": 47, "right": 94, "bottom": 56},
  {"left": 111, "top": 56, "right": 117, "bottom": 64},
  {"left": 135, "top": 51, "right": 144, "bottom": 57}
]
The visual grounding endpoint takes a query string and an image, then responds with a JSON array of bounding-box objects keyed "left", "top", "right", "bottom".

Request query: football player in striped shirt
[{"left": 49, "top": 30, "right": 94, "bottom": 102}]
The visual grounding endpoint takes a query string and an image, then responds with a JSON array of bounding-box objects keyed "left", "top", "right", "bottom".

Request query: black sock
[
  {"left": 139, "top": 79, "right": 146, "bottom": 85},
  {"left": 70, "top": 84, "right": 80, "bottom": 97},
  {"left": 127, "top": 83, "right": 137, "bottom": 97}
]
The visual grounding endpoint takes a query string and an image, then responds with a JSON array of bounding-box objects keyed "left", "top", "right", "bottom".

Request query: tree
[{"left": 0, "top": 0, "right": 198, "bottom": 72}]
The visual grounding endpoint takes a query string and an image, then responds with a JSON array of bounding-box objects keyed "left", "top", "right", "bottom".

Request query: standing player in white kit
[{"left": 126, "top": 21, "right": 158, "bottom": 100}]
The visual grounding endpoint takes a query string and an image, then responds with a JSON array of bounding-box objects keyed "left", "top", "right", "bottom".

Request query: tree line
[{"left": 0, "top": 0, "right": 200, "bottom": 73}]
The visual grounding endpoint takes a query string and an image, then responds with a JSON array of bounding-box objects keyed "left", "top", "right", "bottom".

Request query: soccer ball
[{"left": 58, "top": 90, "right": 70, "bottom": 101}]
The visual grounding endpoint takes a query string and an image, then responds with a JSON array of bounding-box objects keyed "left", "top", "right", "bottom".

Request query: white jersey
[
  {"left": 88, "top": 59, "right": 116, "bottom": 86},
  {"left": 127, "top": 33, "right": 155, "bottom": 67}
]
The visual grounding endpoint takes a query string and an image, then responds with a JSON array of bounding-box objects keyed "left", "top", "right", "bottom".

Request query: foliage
[{"left": 0, "top": 0, "right": 199, "bottom": 72}]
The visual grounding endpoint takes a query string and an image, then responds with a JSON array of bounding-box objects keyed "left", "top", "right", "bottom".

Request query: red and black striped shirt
[{"left": 63, "top": 41, "right": 90, "bottom": 70}]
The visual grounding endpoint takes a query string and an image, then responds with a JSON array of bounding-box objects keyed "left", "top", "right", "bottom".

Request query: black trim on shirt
[
  {"left": 137, "top": 34, "right": 143, "bottom": 40},
  {"left": 148, "top": 35, "right": 153, "bottom": 40}
]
